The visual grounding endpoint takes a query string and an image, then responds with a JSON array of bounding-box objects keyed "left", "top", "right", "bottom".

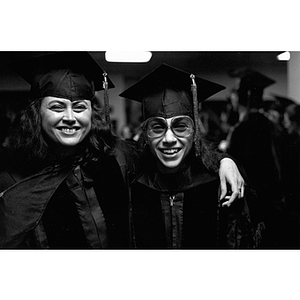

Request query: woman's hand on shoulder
[{"left": 219, "top": 158, "right": 244, "bottom": 207}]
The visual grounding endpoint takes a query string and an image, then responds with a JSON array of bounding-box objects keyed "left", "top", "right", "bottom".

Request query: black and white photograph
[
  {"left": 0, "top": 51, "right": 298, "bottom": 249},
  {"left": 0, "top": 1, "right": 299, "bottom": 299}
]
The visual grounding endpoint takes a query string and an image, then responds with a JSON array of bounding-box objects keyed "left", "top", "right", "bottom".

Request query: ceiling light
[
  {"left": 277, "top": 51, "right": 290, "bottom": 61},
  {"left": 105, "top": 51, "right": 152, "bottom": 63}
]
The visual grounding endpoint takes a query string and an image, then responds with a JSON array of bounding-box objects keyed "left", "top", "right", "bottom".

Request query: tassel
[
  {"left": 102, "top": 72, "right": 111, "bottom": 127},
  {"left": 190, "top": 74, "right": 201, "bottom": 157},
  {"left": 253, "top": 221, "right": 266, "bottom": 248}
]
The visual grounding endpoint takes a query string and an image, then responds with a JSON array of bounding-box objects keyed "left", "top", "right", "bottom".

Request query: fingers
[
  {"left": 221, "top": 191, "right": 238, "bottom": 207},
  {"left": 218, "top": 157, "right": 245, "bottom": 206},
  {"left": 221, "top": 186, "right": 244, "bottom": 207},
  {"left": 219, "top": 177, "right": 227, "bottom": 200},
  {"left": 239, "top": 184, "right": 245, "bottom": 198},
  {"left": 235, "top": 174, "right": 245, "bottom": 197}
]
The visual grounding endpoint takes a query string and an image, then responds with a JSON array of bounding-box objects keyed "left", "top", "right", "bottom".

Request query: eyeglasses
[{"left": 144, "top": 115, "right": 194, "bottom": 139}]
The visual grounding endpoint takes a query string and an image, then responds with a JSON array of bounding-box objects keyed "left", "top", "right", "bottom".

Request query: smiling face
[
  {"left": 40, "top": 96, "right": 92, "bottom": 147},
  {"left": 145, "top": 116, "right": 194, "bottom": 173}
]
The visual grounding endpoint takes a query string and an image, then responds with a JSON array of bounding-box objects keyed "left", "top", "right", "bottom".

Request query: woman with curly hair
[{"left": 0, "top": 52, "right": 133, "bottom": 249}]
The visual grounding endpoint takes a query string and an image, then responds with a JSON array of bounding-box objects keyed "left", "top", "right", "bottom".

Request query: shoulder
[
  {"left": 114, "top": 139, "right": 140, "bottom": 166},
  {"left": 0, "top": 146, "right": 9, "bottom": 171},
  {"left": 0, "top": 148, "right": 17, "bottom": 191},
  {"left": 113, "top": 139, "right": 141, "bottom": 181},
  {"left": 0, "top": 170, "right": 15, "bottom": 192}
]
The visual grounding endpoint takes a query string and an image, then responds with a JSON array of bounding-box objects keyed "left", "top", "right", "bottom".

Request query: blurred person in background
[
  {"left": 221, "top": 68, "right": 285, "bottom": 248},
  {"left": 280, "top": 103, "right": 300, "bottom": 247}
]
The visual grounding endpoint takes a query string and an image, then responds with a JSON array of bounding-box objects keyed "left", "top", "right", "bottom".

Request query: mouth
[
  {"left": 159, "top": 148, "right": 181, "bottom": 155},
  {"left": 57, "top": 127, "right": 80, "bottom": 134}
]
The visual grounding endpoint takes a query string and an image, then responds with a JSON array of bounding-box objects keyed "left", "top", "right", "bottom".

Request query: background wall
[{"left": 288, "top": 51, "right": 300, "bottom": 102}]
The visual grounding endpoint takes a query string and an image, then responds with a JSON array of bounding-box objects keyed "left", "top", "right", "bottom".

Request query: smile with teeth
[
  {"left": 160, "top": 148, "right": 181, "bottom": 155},
  {"left": 58, "top": 127, "right": 79, "bottom": 134}
]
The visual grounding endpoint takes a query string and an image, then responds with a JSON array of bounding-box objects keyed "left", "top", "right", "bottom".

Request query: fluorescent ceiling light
[
  {"left": 105, "top": 51, "right": 152, "bottom": 63},
  {"left": 277, "top": 51, "right": 290, "bottom": 61}
]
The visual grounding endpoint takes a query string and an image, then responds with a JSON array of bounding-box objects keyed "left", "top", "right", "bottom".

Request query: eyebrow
[
  {"left": 72, "top": 100, "right": 89, "bottom": 104},
  {"left": 48, "top": 99, "right": 89, "bottom": 105}
]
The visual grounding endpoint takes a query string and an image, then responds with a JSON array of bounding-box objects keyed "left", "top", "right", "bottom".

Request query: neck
[
  {"left": 47, "top": 142, "right": 87, "bottom": 165},
  {"left": 156, "top": 159, "right": 190, "bottom": 175}
]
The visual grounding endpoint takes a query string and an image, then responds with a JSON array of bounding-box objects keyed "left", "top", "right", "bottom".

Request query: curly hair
[{"left": 6, "top": 97, "right": 117, "bottom": 173}]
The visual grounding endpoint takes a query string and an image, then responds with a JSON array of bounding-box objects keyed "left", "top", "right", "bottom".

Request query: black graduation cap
[
  {"left": 228, "top": 67, "right": 275, "bottom": 108},
  {"left": 119, "top": 63, "right": 225, "bottom": 157},
  {"left": 120, "top": 63, "right": 225, "bottom": 103},
  {"left": 272, "top": 94, "right": 296, "bottom": 113},
  {"left": 11, "top": 51, "right": 114, "bottom": 101},
  {"left": 228, "top": 67, "right": 275, "bottom": 89}
]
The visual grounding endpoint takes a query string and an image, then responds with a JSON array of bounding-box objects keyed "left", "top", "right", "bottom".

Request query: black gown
[
  {"left": 226, "top": 111, "right": 284, "bottom": 248},
  {"left": 131, "top": 159, "right": 253, "bottom": 249},
  {"left": 0, "top": 154, "right": 131, "bottom": 249}
]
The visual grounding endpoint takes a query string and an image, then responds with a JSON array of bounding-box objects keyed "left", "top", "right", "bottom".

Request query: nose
[
  {"left": 62, "top": 108, "right": 76, "bottom": 123},
  {"left": 162, "top": 127, "right": 177, "bottom": 143}
]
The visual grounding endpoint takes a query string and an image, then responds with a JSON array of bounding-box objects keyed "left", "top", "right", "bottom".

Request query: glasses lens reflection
[{"left": 147, "top": 116, "right": 194, "bottom": 138}]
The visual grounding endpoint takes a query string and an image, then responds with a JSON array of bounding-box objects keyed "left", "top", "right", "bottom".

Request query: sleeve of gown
[{"left": 221, "top": 186, "right": 265, "bottom": 249}]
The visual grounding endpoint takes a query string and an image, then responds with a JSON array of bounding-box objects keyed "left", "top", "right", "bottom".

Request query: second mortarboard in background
[
  {"left": 119, "top": 63, "right": 225, "bottom": 120},
  {"left": 272, "top": 94, "right": 296, "bottom": 113},
  {"left": 228, "top": 67, "right": 275, "bottom": 108},
  {"left": 228, "top": 67, "right": 275, "bottom": 90},
  {"left": 10, "top": 51, "right": 115, "bottom": 102}
]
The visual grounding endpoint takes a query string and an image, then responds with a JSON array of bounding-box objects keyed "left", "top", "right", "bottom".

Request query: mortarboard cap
[
  {"left": 272, "top": 94, "right": 296, "bottom": 113},
  {"left": 119, "top": 63, "right": 225, "bottom": 120},
  {"left": 11, "top": 51, "right": 114, "bottom": 101},
  {"left": 228, "top": 67, "right": 275, "bottom": 108},
  {"left": 120, "top": 64, "right": 225, "bottom": 157},
  {"left": 228, "top": 67, "right": 275, "bottom": 90}
]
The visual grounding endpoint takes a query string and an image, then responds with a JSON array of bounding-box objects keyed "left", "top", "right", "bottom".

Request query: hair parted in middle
[{"left": 6, "top": 97, "right": 116, "bottom": 174}]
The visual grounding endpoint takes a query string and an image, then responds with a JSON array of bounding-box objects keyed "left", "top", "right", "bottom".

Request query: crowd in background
[{"left": 1, "top": 62, "right": 300, "bottom": 248}]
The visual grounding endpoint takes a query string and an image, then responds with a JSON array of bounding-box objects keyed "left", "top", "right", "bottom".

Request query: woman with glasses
[{"left": 120, "top": 64, "right": 254, "bottom": 249}]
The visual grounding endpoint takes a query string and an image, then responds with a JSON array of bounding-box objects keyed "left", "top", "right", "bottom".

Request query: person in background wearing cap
[
  {"left": 279, "top": 103, "right": 300, "bottom": 248},
  {"left": 0, "top": 52, "right": 134, "bottom": 248},
  {"left": 119, "top": 64, "right": 254, "bottom": 249},
  {"left": 221, "top": 68, "right": 285, "bottom": 248},
  {"left": 266, "top": 95, "right": 296, "bottom": 200}
]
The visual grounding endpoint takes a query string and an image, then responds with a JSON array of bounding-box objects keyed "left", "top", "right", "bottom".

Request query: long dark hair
[{"left": 5, "top": 97, "right": 116, "bottom": 174}]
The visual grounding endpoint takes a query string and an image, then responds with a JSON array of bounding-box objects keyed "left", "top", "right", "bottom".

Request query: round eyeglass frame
[{"left": 143, "top": 115, "right": 195, "bottom": 139}]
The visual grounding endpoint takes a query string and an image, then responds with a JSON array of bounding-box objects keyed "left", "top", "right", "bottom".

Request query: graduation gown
[
  {"left": 226, "top": 111, "right": 284, "bottom": 248},
  {"left": 131, "top": 160, "right": 253, "bottom": 249},
  {"left": 0, "top": 154, "right": 131, "bottom": 249}
]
